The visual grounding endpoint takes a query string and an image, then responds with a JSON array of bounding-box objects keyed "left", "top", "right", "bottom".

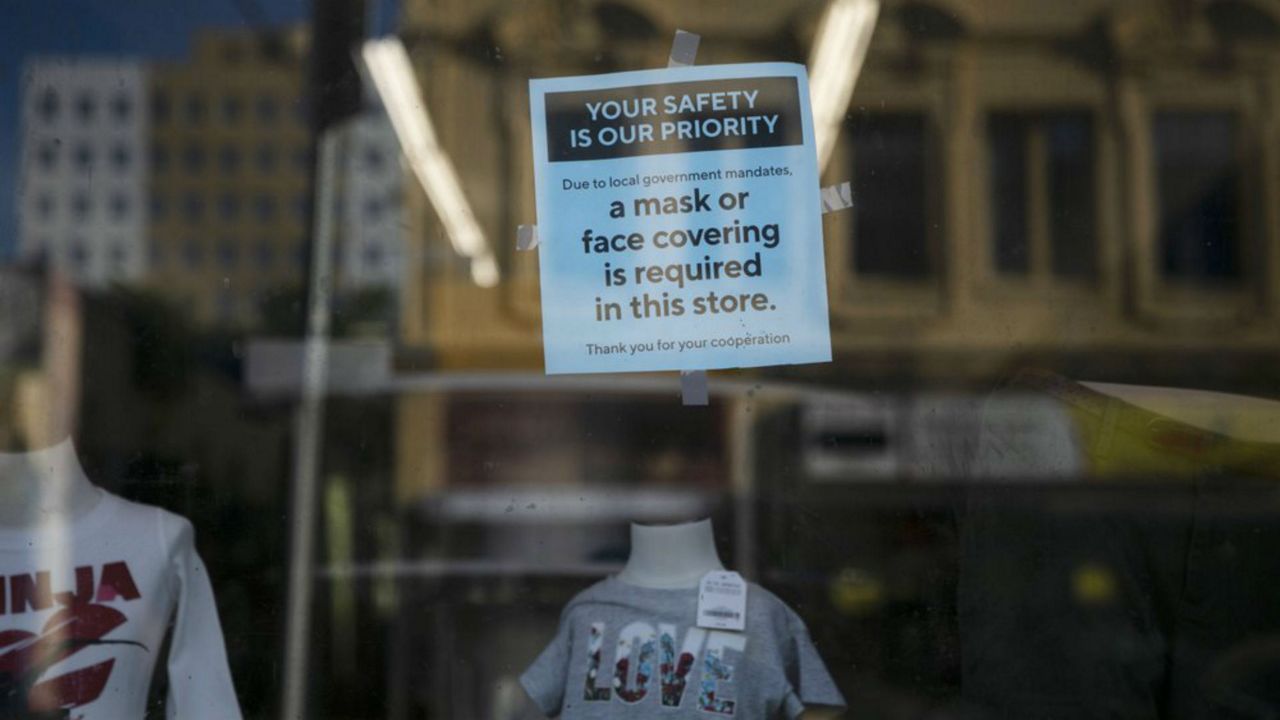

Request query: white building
[
  {"left": 337, "top": 112, "right": 405, "bottom": 293},
  {"left": 18, "top": 60, "right": 150, "bottom": 287}
]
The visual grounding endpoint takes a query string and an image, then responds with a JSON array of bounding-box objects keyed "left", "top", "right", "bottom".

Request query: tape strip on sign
[
  {"left": 820, "top": 180, "right": 853, "bottom": 214},
  {"left": 668, "top": 29, "right": 701, "bottom": 68},
  {"left": 516, "top": 224, "right": 539, "bottom": 251},
  {"left": 681, "top": 370, "right": 709, "bottom": 406}
]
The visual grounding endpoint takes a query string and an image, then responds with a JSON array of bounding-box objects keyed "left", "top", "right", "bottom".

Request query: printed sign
[{"left": 529, "top": 62, "right": 831, "bottom": 374}]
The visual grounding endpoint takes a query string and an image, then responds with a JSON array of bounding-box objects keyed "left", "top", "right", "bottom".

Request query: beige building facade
[{"left": 396, "top": 0, "right": 1280, "bottom": 381}]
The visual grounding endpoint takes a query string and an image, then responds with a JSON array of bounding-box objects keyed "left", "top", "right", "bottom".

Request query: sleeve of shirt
[
  {"left": 161, "top": 514, "right": 243, "bottom": 720},
  {"left": 780, "top": 613, "right": 846, "bottom": 719},
  {"left": 519, "top": 611, "right": 574, "bottom": 717}
]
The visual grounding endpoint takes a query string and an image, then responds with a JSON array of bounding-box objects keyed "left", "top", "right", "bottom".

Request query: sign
[{"left": 529, "top": 62, "right": 831, "bottom": 374}]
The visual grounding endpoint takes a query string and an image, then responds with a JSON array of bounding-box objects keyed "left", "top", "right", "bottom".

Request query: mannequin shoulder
[{"left": 96, "top": 492, "right": 196, "bottom": 547}]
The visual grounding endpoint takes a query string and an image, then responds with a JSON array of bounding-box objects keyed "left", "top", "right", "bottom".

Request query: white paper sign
[{"left": 528, "top": 63, "right": 832, "bottom": 374}]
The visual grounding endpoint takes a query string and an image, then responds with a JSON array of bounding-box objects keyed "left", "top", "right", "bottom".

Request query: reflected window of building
[
  {"left": 219, "top": 238, "right": 238, "bottom": 269},
  {"left": 184, "top": 145, "right": 206, "bottom": 173},
  {"left": 152, "top": 90, "right": 170, "bottom": 123},
  {"left": 111, "top": 143, "right": 132, "bottom": 172},
  {"left": 255, "top": 239, "right": 274, "bottom": 270},
  {"left": 111, "top": 93, "right": 131, "bottom": 123},
  {"left": 254, "top": 194, "right": 277, "bottom": 222},
  {"left": 151, "top": 192, "right": 167, "bottom": 219},
  {"left": 110, "top": 193, "right": 130, "bottom": 220},
  {"left": 37, "top": 140, "right": 58, "bottom": 169},
  {"left": 220, "top": 145, "right": 241, "bottom": 174},
  {"left": 222, "top": 96, "right": 243, "bottom": 124},
  {"left": 152, "top": 143, "right": 169, "bottom": 172},
  {"left": 150, "top": 238, "right": 164, "bottom": 266},
  {"left": 363, "top": 243, "right": 383, "bottom": 269},
  {"left": 1154, "top": 112, "right": 1242, "bottom": 282},
  {"left": 75, "top": 92, "right": 95, "bottom": 122},
  {"left": 38, "top": 88, "right": 59, "bottom": 121},
  {"left": 186, "top": 94, "right": 206, "bottom": 123},
  {"left": 256, "top": 144, "right": 277, "bottom": 173},
  {"left": 70, "top": 238, "right": 89, "bottom": 267},
  {"left": 183, "top": 192, "right": 205, "bottom": 222},
  {"left": 72, "top": 192, "right": 91, "bottom": 220},
  {"left": 183, "top": 238, "right": 203, "bottom": 268},
  {"left": 293, "top": 193, "right": 310, "bottom": 221},
  {"left": 35, "top": 193, "right": 54, "bottom": 219},
  {"left": 256, "top": 95, "right": 278, "bottom": 124},
  {"left": 988, "top": 112, "right": 1096, "bottom": 279},
  {"left": 219, "top": 193, "right": 241, "bottom": 220},
  {"left": 849, "top": 113, "right": 935, "bottom": 278},
  {"left": 111, "top": 242, "right": 127, "bottom": 268},
  {"left": 74, "top": 143, "right": 94, "bottom": 171},
  {"left": 364, "top": 146, "right": 384, "bottom": 171}
]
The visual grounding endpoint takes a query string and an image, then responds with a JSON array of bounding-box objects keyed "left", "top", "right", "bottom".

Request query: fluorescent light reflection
[
  {"left": 361, "top": 38, "right": 499, "bottom": 287},
  {"left": 809, "top": 0, "right": 880, "bottom": 172}
]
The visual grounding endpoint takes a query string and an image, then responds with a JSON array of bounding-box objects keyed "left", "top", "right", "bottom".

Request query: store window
[
  {"left": 848, "top": 112, "right": 935, "bottom": 278},
  {"left": 5, "top": 3, "right": 1280, "bottom": 720},
  {"left": 988, "top": 111, "right": 1096, "bottom": 279},
  {"left": 1153, "top": 111, "right": 1242, "bottom": 283}
]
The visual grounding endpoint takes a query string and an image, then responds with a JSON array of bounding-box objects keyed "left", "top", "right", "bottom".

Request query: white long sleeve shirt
[{"left": 0, "top": 490, "right": 241, "bottom": 719}]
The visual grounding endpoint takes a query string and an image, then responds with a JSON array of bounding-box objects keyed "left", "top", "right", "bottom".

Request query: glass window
[
  {"left": 182, "top": 192, "right": 204, "bottom": 222},
  {"left": 150, "top": 192, "right": 167, "bottom": 219},
  {"left": 1154, "top": 112, "right": 1241, "bottom": 282},
  {"left": 74, "top": 143, "right": 94, "bottom": 171},
  {"left": 988, "top": 112, "right": 1096, "bottom": 279},
  {"left": 7, "top": 6, "right": 1280, "bottom": 720},
  {"left": 110, "top": 93, "right": 132, "bottom": 122},
  {"left": 255, "top": 238, "right": 275, "bottom": 269},
  {"left": 37, "top": 87, "right": 59, "bottom": 120},
  {"left": 255, "top": 144, "right": 276, "bottom": 173},
  {"left": 222, "top": 95, "right": 243, "bottom": 123},
  {"left": 36, "top": 140, "right": 58, "bottom": 169},
  {"left": 110, "top": 143, "right": 132, "bottom": 171},
  {"left": 219, "top": 144, "right": 241, "bottom": 174},
  {"left": 218, "top": 193, "right": 240, "bottom": 220},
  {"left": 185, "top": 94, "right": 205, "bottom": 123},
  {"left": 152, "top": 90, "right": 170, "bottom": 123},
  {"left": 109, "top": 193, "right": 130, "bottom": 220},
  {"left": 182, "top": 237, "right": 203, "bottom": 268},
  {"left": 74, "top": 91, "right": 95, "bottom": 122},
  {"left": 151, "top": 142, "right": 169, "bottom": 172},
  {"left": 254, "top": 194, "right": 277, "bottom": 221},
  {"left": 218, "top": 238, "right": 238, "bottom": 269},
  {"left": 71, "top": 192, "right": 91, "bottom": 220},
  {"left": 256, "top": 95, "right": 278, "bottom": 123},
  {"left": 849, "top": 112, "right": 934, "bottom": 278}
]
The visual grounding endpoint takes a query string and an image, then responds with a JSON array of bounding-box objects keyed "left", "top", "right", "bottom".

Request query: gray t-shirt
[{"left": 521, "top": 576, "right": 846, "bottom": 718}]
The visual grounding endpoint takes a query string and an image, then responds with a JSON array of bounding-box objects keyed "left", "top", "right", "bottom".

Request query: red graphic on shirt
[{"left": 0, "top": 563, "right": 145, "bottom": 718}]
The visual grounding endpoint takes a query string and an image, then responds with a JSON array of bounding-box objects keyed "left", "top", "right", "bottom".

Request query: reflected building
[
  {"left": 377, "top": 1, "right": 1280, "bottom": 714},
  {"left": 18, "top": 60, "right": 150, "bottom": 287},
  {"left": 395, "top": 0, "right": 1280, "bottom": 381},
  {"left": 147, "top": 28, "right": 312, "bottom": 327}
]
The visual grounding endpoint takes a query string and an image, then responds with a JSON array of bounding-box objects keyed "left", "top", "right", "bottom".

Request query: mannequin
[
  {"left": 0, "top": 436, "right": 103, "bottom": 528},
  {"left": 520, "top": 516, "right": 846, "bottom": 718},
  {"left": 0, "top": 269, "right": 242, "bottom": 719},
  {"left": 616, "top": 518, "right": 725, "bottom": 589}
]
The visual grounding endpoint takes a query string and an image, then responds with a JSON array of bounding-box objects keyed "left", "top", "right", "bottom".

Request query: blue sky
[{"left": 0, "top": 0, "right": 317, "bottom": 259}]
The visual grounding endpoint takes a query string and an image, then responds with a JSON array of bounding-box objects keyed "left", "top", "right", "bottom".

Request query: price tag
[{"left": 697, "top": 571, "right": 747, "bottom": 631}]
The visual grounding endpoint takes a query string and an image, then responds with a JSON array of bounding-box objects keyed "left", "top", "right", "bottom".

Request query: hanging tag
[{"left": 697, "top": 571, "right": 747, "bottom": 631}]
